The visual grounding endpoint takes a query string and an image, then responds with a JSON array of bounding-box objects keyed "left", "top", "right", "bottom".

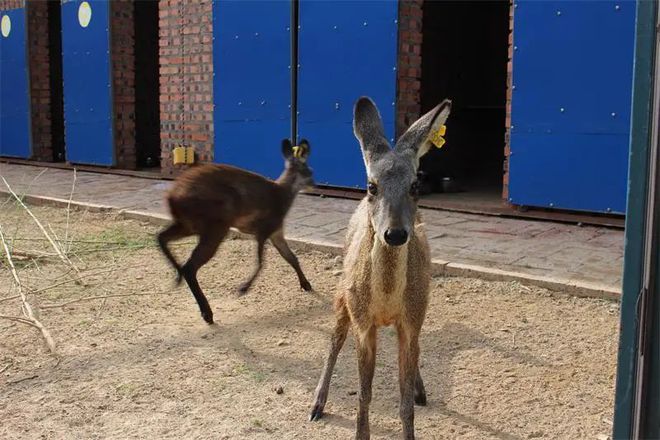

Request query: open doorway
[
  {"left": 47, "top": 0, "right": 65, "bottom": 162},
  {"left": 134, "top": 0, "right": 160, "bottom": 169},
  {"left": 418, "top": 1, "right": 509, "bottom": 212}
]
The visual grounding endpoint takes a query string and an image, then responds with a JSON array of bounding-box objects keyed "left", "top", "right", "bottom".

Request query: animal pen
[{"left": 0, "top": 0, "right": 637, "bottom": 222}]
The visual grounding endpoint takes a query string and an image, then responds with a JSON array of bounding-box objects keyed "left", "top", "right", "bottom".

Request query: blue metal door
[
  {"left": 298, "top": 1, "right": 398, "bottom": 188},
  {"left": 509, "top": 1, "right": 636, "bottom": 214},
  {"left": 61, "top": 0, "right": 113, "bottom": 165},
  {"left": 212, "top": 0, "right": 291, "bottom": 179},
  {"left": 0, "top": 7, "right": 31, "bottom": 158}
]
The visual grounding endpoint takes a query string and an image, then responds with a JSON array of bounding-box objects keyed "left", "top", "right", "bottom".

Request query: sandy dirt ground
[{"left": 0, "top": 204, "right": 619, "bottom": 439}]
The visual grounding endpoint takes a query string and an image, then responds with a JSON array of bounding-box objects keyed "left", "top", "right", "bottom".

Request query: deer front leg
[
  {"left": 270, "top": 229, "right": 312, "bottom": 291},
  {"left": 237, "top": 237, "right": 266, "bottom": 296},
  {"left": 415, "top": 367, "right": 427, "bottom": 406},
  {"left": 310, "top": 301, "right": 350, "bottom": 420},
  {"left": 397, "top": 324, "right": 420, "bottom": 440},
  {"left": 355, "top": 325, "right": 377, "bottom": 440}
]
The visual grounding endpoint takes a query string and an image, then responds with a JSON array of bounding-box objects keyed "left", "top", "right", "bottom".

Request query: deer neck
[
  {"left": 367, "top": 221, "right": 409, "bottom": 297},
  {"left": 275, "top": 167, "right": 298, "bottom": 203}
]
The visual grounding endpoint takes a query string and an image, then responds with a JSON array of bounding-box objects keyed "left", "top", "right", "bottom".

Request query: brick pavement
[{"left": 0, "top": 163, "right": 624, "bottom": 298}]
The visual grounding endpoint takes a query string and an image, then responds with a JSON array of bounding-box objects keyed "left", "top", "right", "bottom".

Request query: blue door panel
[
  {"left": 61, "top": 0, "right": 114, "bottom": 166},
  {"left": 509, "top": 133, "right": 630, "bottom": 214},
  {"left": 510, "top": 1, "right": 636, "bottom": 213},
  {"left": 298, "top": 1, "right": 398, "bottom": 188},
  {"left": 212, "top": 0, "right": 291, "bottom": 179},
  {"left": 0, "top": 7, "right": 31, "bottom": 158}
]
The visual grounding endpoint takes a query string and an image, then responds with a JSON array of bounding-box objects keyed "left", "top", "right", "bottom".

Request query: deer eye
[
  {"left": 367, "top": 182, "right": 378, "bottom": 196},
  {"left": 410, "top": 181, "right": 419, "bottom": 196}
]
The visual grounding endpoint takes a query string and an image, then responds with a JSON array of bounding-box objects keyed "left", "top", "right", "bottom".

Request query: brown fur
[{"left": 157, "top": 158, "right": 313, "bottom": 325}]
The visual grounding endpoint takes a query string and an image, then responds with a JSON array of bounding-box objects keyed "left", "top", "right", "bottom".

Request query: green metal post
[{"left": 613, "top": 1, "right": 659, "bottom": 438}]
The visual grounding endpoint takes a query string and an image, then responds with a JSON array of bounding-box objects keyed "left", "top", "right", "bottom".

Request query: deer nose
[{"left": 384, "top": 228, "right": 408, "bottom": 246}]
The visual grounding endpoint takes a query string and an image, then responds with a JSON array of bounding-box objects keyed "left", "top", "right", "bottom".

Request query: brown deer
[
  {"left": 310, "top": 97, "right": 452, "bottom": 439},
  {"left": 157, "top": 139, "right": 314, "bottom": 324}
]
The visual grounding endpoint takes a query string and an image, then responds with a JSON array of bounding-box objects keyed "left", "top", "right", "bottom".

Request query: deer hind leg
[
  {"left": 310, "top": 299, "right": 350, "bottom": 421},
  {"left": 270, "top": 229, "right": 312, "bottom": 291},
  {"left": 355, "top": 325, "right": 377, "bottom": 440},
  {"left": 397, "top": 324, "right": 421, "bottom": 440},
  {"left": 237, "top": 236, "right": 266, "bottom": 296},
  {"left": 157, "top": 222, "right": 190, "bottom": 285},
  {"left": 181, "top": 227, "right": 227, "bottom": 324}
]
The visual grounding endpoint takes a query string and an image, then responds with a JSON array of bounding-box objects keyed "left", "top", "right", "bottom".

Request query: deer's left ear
[{"left": 395, "top": 99, "right": 452, "bottom": 168}]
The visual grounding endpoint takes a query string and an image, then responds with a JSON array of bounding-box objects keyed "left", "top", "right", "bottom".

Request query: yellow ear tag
[
  {"left": 292, "top": 146, "right": 302, "bottom": 158},
  {"left": 429, "top": 125, "right": 447, "bottom": 149}
]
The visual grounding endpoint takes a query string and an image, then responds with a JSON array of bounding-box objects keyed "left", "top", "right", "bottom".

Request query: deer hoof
[
  {"left": 237, "top": 284, "right": 250, "bottom": 296},
  {"left": 415, "top": 392, "right": 427, "bottom": 406},
  {"left": 309, "top": 404, "right": 324, "bottom": 422},
  {"left": 301, "top": 280, "right": 313, "bottom": 292},
  {"left": 201, "top": 311, "right": 214, "bottom": 324}
]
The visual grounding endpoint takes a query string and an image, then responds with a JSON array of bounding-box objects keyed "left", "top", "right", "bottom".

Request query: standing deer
[
  {"left": 310, "top": 97, "right": 452, "bottom": 439},
  {"left": 157, "top": 139, "right": 314, "bottom": 324}
]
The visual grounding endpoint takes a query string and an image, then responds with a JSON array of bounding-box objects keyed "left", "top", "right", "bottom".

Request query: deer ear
[
  {"left": 396, "top": 99, "right": 452, "bottom": 168},
  {"left": 296, "top": 139, "right": 311, "bottom": 162},
  {"left": 353, "top": 97, "right": 390, "bottom": 167},
  {"left": 281, "top": 138, "right": 293, "bottom": 159}
]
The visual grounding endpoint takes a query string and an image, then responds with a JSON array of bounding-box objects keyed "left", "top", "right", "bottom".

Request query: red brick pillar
[
  {"left": 26, "top": 1, "right": 53, "bottom": 161},
  {"left": 396, "top": 0, "right": 423, "bottom": 137},
  {"left": 111, "top": 0, "right": 136, "bottom": 170},
  {"left": 158, "top": 0, "right": 214, "bottom": 177}
]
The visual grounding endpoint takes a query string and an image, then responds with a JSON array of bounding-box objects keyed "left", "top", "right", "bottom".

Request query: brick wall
[
  {"left": 0, "top": 0, "right": 22, "bottom": 11},
  {"left": 111, "top": 0, "right": 136, "bottom": 169},
  {"left": 26, "top": 1, "right": 52, "bottom": 161},
  {"left": 396, "top": 0, "right": 423, "bottom": 137},
  {"left": 0, "top": 0, "right": 54, "bottom": 161},
  {"left": 158, "top": 0, "right": 214, "bottom": 177},
  {"left": 502, "top": 1, "right": 514, "bottom": 201}
]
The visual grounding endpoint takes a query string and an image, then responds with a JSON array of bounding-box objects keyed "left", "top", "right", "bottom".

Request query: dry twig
[
  {"left": 1, "top": 176, "right": 83, "bottom": 284},
  {"left": 64, "top": 168, "right": 77, "bottom": 254},
  {"left": 28, "top": 266, "right": 131, "bottom": 295},
  {"left": 0, "top": 295, "right": 20, "bottom": 304},
  {"left": 0, "top": 314, "right": 36, "bottom": 326},
  {"left": 40, "top": 290, "right": 175, "bottom": 309},
  {"left": 7, "top": 375, "right": 38, "bottom": 385},
  {"left": 0, "top": 225, "right": 57, "bottom": 354}
]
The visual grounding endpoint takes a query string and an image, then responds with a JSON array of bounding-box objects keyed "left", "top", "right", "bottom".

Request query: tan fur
[
  {"left": 311, "top": 199, "right": 431, "bottom": 440},
  {"left": 310, "top": 97, "right": 450, "bottom": 439},
  {"left": 342, "top": 199, "right": 430, "bottom": 334}
]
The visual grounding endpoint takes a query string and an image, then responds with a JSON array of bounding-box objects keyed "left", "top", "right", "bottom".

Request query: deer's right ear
[
  {"left": 353, "top": 97, "right": 390, "bottom": 167},
  {"left": 281, "top": 138, "right": 293, "bottom": 160}
]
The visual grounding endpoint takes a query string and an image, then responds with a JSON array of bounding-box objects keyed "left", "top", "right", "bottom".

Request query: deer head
[
  {"left": 353, "top": 97, "right": 452, "bottom": 246},
  {"left": 280, "top": 138, "right": 314, "bottom": 192}
]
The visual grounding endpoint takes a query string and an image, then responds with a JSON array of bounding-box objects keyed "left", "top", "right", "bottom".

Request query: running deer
[
  {"left": 310, "top": 97, "right": 452, "bottom": 439},
  {"left": 157, "top": 139, "right": 314, "bottom": 324}
]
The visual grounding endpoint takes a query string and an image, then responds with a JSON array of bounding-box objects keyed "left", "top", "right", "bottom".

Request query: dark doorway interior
[
  {"left": 419, "top": 1, "right": 509, "bottom": 207},
  {"left": 134, "top": 0, "right": 160, "bottom": 168},
  {"left": 47, "top": 0, "right": 65, "bottom": 162}
]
